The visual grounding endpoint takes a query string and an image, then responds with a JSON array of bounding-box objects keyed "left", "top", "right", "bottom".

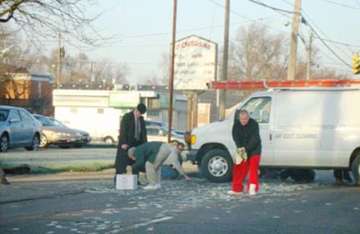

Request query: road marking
[{"left": 121, "top": 216, "right": 173, "bottom": 231}]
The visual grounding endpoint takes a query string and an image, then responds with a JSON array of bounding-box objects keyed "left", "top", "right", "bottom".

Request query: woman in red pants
[{"left": 229, "top": 109, "right": 262, "bottom": 196}]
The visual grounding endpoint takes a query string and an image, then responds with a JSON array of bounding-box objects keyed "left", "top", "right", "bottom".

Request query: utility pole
[
  {"left": 168, "top": 0, "right": 177, "bottom": 143},
  {"left": 287, "top": 0, "right": 302, "bottom": 80},
  {"left": 57, "top": 32, "right": 61, "bottom": 87},
  {"left": 219, "top": 0, "right": 230, "bottom": 120},
  {"left": 57, "top": 32, "right": 63, "bottom": 88},
  {"left": 306, "top": 32, "right": 313, "bottom": 80},
  {"left": 90, "top": 61, "right": 95, "bottom": 88}
]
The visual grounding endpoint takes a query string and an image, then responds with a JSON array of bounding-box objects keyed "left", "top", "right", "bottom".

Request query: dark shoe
[{"left": 1, "top": 176, "right": 10, "bottom": 185}]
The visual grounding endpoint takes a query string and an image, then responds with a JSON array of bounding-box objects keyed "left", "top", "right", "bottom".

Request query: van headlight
[
  {"left": 185, "top": 132, "right": 197, "bottom": 145},
  {"left": 190, "top": 135, "right": 197, "bottom": 145}
]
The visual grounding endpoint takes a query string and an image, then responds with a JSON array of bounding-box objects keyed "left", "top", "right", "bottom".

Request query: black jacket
[
  {"left": 232, "top": 118, "right": 262, "bottom": 157},
  {"left": 118, "top": 111, "right": 147, "bottom": 147}
]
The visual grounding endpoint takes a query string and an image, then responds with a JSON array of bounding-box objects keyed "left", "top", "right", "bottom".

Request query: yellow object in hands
[
  {"left": 234, "top": 147, "right": 247, "bottom": 165},
  {"left": 237, "top": 147, "right": 248, "bottom": 160}
]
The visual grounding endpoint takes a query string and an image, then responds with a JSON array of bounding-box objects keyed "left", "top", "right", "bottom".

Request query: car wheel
[
  {"left": 200, "top": 148, "right": 232, "bottom": 183},
  {"left": 351, "top": 153, "right": 360, "bottom": 186},
  {"left": 104, "top": 136, "right": 115, "bottom": 145},
  {"left": 25, "top": 134, "right": 40, "bottom": 151},
  {"left": 39, "top": 134, "right": 48, "bottom": 148},
  {"left": 0, "top": 134, "right": 9, "bottom": 152}
]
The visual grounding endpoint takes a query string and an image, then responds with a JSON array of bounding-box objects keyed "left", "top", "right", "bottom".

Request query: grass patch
[{"left": 1, "top": 162, "right": 114, "bottom": 175}]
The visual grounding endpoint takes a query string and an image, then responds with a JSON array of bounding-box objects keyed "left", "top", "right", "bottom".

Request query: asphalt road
[{"left": 1, "top": 176, "right": 360, "bottom": 234}]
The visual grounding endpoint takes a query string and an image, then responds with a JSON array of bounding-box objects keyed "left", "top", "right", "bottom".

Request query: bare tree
[
  {"left": 158, "top": 52, "right": 169, "bottom": 85},
  {"left": 144, "top": 74, "right": 160, "bottom": 86},
  {"left": 0, "top": 0, "right": 101, "bottom": 45},
  {"left": 229, "top": 23, "right": 289, "bottom": 80}
]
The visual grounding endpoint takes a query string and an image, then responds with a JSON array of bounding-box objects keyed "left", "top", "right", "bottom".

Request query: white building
[{"left": 52, "top": 89, "right": 187, "bottom": 143}]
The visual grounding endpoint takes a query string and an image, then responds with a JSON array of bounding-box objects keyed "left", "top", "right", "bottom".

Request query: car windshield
[
  {"left": 36, "top": 116, "right": 55, "bottom": 126},
  {"left": 0, "top": 109, "right": 9, "bottom": 122},
  {"left": 50, "top": 118, "right": 67, "bottom": 128}
]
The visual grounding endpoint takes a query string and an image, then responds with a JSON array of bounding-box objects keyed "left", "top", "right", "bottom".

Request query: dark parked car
[
  {"left": 145, "top": 120, "right": 185, "bottom": 142},
  {"left": 33, "top": 114, "right": 91, "bottom": 148},
  {"left": 0, "top": 105, "right": 41, "bottom": 152}
]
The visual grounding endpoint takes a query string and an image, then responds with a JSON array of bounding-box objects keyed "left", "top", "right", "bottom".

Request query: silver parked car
[
  {"left": 33, "top": 114, "right": 91, "bottom": 148},
  {"left": 0, "top": 105, "right": 41, "bottom": 152}
]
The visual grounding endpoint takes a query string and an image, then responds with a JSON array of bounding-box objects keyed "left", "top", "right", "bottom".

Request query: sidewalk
[{"left": 3, "top": 162, "right": 198, "bottom": 183}]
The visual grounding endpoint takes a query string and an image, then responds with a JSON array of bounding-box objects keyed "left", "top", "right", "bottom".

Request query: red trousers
[{"left": 231, "top": 155, "right": 261, "bottom": 192}]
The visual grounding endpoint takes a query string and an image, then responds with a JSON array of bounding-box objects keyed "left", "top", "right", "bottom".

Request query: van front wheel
[
  {"left": 200, "top": 149, "right": 232, "bottom": 183},
  {"left": 351, "top": 153, "right": 360, "bottom": 186}
]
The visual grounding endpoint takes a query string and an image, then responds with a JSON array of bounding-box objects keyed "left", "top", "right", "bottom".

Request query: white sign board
[{"left": 174, "top": 35, "right": 217, "bottom": 90}]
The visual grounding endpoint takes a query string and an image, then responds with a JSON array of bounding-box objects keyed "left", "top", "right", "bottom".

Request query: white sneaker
[
  {"left": 227, "top": 190, "right": 242, "bottom": 196},
  {"left": 248, "top": 184, "right": 257, "bottom": 196},
  {"left": 144, "top": 184, "right": 161, "bottom": 190}
]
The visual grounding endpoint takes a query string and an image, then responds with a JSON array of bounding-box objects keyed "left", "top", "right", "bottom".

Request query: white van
[{"left": 186, "top": 88, "right": 360, "bottom": 185}]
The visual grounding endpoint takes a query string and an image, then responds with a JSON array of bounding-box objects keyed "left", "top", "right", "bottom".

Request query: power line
[
  {"left": 313, "top": 37, "right": 360, "bottom": 49},
  {"left": 207, "top": 0, "right": 277, "bottom": 22},
  {"left": 246, "top": 0, "right": 353, "bottom": 69},
  {"left": 302, "top": 18, "right": 352, "bottom": 68},
  {"left": 280, "top": 0, "right": 293, "bottom": 7},
  {"left": 207, "top": 0, "right": 250, "bottom": 20},
  {"left": 206, "top": 0, "right": 291, "bottom": 35},
  {"left": 247, "top": 0, "right": 296, "bottom": 14},
  {"left": 319, "top": 0, "right": 360, "bottom": 9},
  {"left": 301, "top": 10, "right": 354, "bottom": 57}
]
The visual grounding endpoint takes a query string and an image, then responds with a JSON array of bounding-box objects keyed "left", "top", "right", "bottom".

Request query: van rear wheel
[
  {"left": 200, "top": 149, "right": 232, "bottom": 183},
  {"left": 351, "top": 153, "right": 360, "bottom": 186}
]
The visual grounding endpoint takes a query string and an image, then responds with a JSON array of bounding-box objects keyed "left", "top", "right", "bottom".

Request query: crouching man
[{"left": 128, "top": 141, "right": 191, "bottom": 190}]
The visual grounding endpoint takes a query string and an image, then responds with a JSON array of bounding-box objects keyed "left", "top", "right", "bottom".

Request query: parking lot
[
  {"left": 0, "top": 147, "right": 359, "bottom": 233},
  {"left": 1, "top": 174, "right": 360, "bottom": 234}
]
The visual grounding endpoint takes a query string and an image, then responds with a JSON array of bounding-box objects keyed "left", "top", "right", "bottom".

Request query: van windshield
[
  {"left": 236, "top": 97, "right": 272, "bottom": 124},
  {"left": 0, "top": 109, "right": 9, "bottom": 122}
]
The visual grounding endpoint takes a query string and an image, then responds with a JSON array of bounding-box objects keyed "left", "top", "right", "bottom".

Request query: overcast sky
[{"left": 56, "top": 0, "right": 360, "bottom": 83}]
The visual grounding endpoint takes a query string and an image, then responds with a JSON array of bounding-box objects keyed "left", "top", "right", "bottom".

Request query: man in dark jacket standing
[
  {"left": 230, "top": 109, "right": 262, "bottom": 196},
  {"left": 115, "top": 103, "right": 148, "bottom": 174}
]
